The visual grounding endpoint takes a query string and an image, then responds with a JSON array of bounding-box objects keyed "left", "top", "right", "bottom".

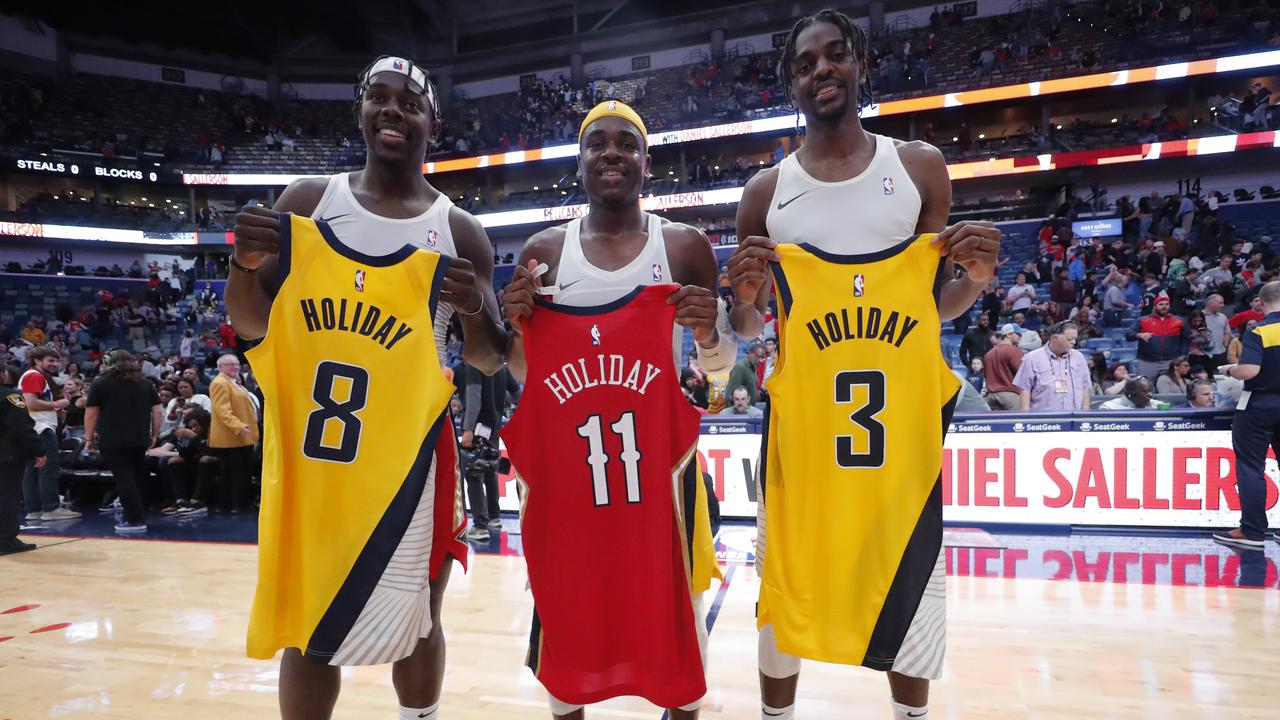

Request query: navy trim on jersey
[
  {"left": 534, "top": 284, "right": 647, "bottom": 316},
  {"left": 797, "top": 234, "right": 920, "bottom": 265},
  {"left": 272, "top": 213, "right": 294, "bottom": 299},
  {"left": 860, "top": 389, "right": 957, "bottom": 671},
  {"left": 310, "top": 213, "right": 420, "bottom": 267},
  {"left": 770, "top": 262, "right": 794, "bottom": 316},
  {"left": 427, "top": 253, "right": 451, "bottom": 324},
  {"left": 527, "top": 608, "right": 543, "bottom": 673},
  {"left": 304, "top": 412, "right": 447, "bottom": 662},
  {"left": 681, "top": 458, "right": 699, "bottom": 580},
  {"left": 931, "top": 255, "right": 947, "bottom": 308}
]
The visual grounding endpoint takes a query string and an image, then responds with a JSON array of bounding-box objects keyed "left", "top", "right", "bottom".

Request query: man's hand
[
  {"left": 461, "top": 429, "right": 474, "bottom": 449},
  {"left": 232, "top": 204, "right": 281, "bottom": 270},
  {"left": 668, "top": 286, "right": 719, "bottom": 346},
  {"left": 502, "top": 259, "right": 543, "bottom": 335},
  {"left": 54, "top": 398, "right": 69, "bottom": 409},
  {"left": 441, "top": 257, "right": 485, "bottom": 317},
  {"left": 33, "top": 456, "right": 46, "bottom": 469},
  {"left": 238, "top": 426, "right": 251, "bottom": 438},
  {"left": 1136, "top": 332, "right": 1154, "bottom": 341},
  {"left": 727, "top": 236, "right": 779, "bottom": 306},
  {"left": 83, "top": 438, "right": 95, "bottom": 453},
  {"left": 933, "top": 221, "right": 1002, "bottom": 284}
]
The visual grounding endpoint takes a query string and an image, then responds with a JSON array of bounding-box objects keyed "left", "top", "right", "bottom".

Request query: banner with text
[{"left": 494, "top": 417, "right": 1280, "bottom": 528}]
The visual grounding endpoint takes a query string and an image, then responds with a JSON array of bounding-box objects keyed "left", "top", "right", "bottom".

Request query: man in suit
[
  {"left": 1, "top": 379, "right": 46, "bottom": 554},
  {"left": 209, "top": 354, "right": 259, "bottom": 513}
]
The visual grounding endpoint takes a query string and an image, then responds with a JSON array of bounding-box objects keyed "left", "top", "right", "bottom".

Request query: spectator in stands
[
  {"left": 983, "top": 324, "right": 1024, "bottom": 410},
  {"left": 966, "top": 357, "right": 985, "bottom": 394},
  {"left": 62, "top": 376, "right": 87, "bottom": 437},
  {"left": 1155, "top": 355, "right": 1193, "bottom": 394},
  {"left": 1101, "top": 362, "right": 1131, "bottom": 395},
  {"left": 1049, "top": 268, "right": 1077, "bottom": 314},
  {"left": 84, "top": 349, "right": 162, "bottom": 534},
  {"left": 1167, "top": 265, "right": 1199, "bottom": 315},
  {"left": 1014, "top": 322, "right": 1091, "bottom": 411},
  {"left": 1187, "top": 378, "right": 1218, "bottom": 409},
  {"left": 1102, "top": 273, "right": 1132, "bottom": 327},
  {"left": 0, "top": 365, "right": 45, "bottom": 556},
  {"left": 164, "top": 377, "right": 211, "bottom": 431},
  {"left": 20, "top": 347, "right": 74, "bottom": 521},
  {"left": 1201, "top": 293, "right": 1232, "bottom": 371},
  {"left": 1006, "top": 272, "right": 1036, "bottom": 315},
  {"left": 20, "top": 321, "right": 45, "bottom": 346},
  {"left": 719, "top": 387, "right": 763, "bottom": 417},
  {"left": 959, "top": 312, "right": 993, "bottom": 367},
  {"left": 727, "top": 342, "right": 766, "bottom": 404},
  {"left": 1227, "top": 320, "right": 1256, "bottom": 364},
  {"left": 1129, "top": 292, "right": 1188, "bottom": 379},
  {"left": 1201, "top": 255, "right": 1236, "bottom": 292},
  {"left": 156, "top": 408, "right": 215, "bottom": 516},
  {"left": 681, "top": 368, "right": 709, "bottom": 410},
  {"left": 1230, "top": 294, "right": 1266, "bottom": 331},
  {"left": 208, "top": 354, "right": 258, "bottom": 514},
  {"left": 1099, "top": 375, "right": 1159, "bottom": 409}
]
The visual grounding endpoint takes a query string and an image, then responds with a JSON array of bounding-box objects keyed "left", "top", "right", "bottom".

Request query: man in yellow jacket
[{"left": 209, "top": 354, "right": 259, "bottom": 514}]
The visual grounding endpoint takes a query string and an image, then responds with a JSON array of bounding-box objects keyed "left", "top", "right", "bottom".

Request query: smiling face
[
  {"left": 578, "top": 116, "right": 649, "bottom": 205},
  {"left": 357, "top": 71, "right": 437, "bottom": 167},
  {"left": 788, "top": 19, "right": 865, "bottom": 124}
]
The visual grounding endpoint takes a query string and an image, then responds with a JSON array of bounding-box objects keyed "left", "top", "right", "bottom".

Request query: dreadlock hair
[{"left": 779, "top": 8, "right": 875, "bottom": 114}]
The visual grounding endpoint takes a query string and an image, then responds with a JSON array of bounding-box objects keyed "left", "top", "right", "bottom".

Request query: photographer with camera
[{"left": 459, "top": 363, "right": 515, "bottom": 542}]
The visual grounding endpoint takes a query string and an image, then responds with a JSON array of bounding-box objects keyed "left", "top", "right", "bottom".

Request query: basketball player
[
  {"left": 726, "top": 10, "right": 1002, "bottom": 720},
  {"left": 228, "top": 56, "right": 506, "bottom": 720},
  {"left": 501, "top": 100, "right": 731, "bottom": 719}
]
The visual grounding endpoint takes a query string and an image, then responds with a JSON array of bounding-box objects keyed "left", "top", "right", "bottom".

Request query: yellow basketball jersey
[
  {"left": 757, "top": 237, "right": 960, "bottom": 668},
  {"left": 246, "top": 214, "right": 453, "bottom": 663}
]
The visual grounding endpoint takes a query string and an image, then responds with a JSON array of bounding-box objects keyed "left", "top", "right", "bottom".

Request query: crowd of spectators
[{"left": 953, "top": 189, "right": 1276, "bottom": 411}]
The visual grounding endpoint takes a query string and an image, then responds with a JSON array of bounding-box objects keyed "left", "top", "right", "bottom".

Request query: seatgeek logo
[
  {"left": 1012, "top": 421, "right": 1066, "bottom": 432},
  {"left": 1078, "top": 421, "right": 1132, "bottom": 432}
]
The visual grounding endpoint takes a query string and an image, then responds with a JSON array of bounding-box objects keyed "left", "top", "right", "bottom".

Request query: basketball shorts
[{"left": 546, "top": 592, "right": 710, "bottom": 713}]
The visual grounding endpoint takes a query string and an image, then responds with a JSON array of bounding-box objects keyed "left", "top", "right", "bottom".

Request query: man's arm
[
  {"left": 447, "top": 207, "right": 507, "bottom": 375},
  {"left": 150, "top": 403, "right": 163, "bottom": 448},
  {"left": 1019, "top": 389, "right": 1031, "bottom": 410},
  {"left": 84, "top": 406, "right": 98, "bottom": 450},
  {"left": 727, "top": 167, "right": 781, "bottom": 340},
  {"left": 225, "top": 178, "right": 328, "bottom": 341},
  {"left": 902, "top": 141, "right": 1001, "bottom": 321},
  {"left": 501, "top": 228, "right": 565, "bottom": 383}
]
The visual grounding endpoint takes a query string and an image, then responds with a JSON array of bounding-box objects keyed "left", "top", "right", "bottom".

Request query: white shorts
[{"left": 547, "top": 592, "right": 709, "bottom": 714}]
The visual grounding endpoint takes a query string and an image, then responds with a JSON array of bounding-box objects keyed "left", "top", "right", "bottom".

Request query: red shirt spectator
[
  {"left": 218, "top": 322, "right": 237, "bottom": 349},
  {"left": 1230, "top": 305, "right": 1265, "bottom": 330}
]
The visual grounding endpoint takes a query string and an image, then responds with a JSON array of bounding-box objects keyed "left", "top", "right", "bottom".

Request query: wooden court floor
[{"left": 2, "top": 535, "right": 1277, "bottom": 719}]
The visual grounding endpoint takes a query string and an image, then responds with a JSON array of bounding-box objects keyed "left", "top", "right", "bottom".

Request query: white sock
[
  {"left": 891, "top": 700, "right": 928, "bottom": 719},
  {"left": 762, "top": 703, "right": 795, "bottom": 719},
  {"left": 400, "top": 701, "right": 439, "bottom": 720}
]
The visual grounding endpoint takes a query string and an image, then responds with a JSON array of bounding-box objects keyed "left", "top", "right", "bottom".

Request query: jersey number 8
[
  {"left": 303, "top": 361, "right": 370, "bottom": 463},
  {"left": 834, "top": 370, "right": 886, "bottom": 468}
]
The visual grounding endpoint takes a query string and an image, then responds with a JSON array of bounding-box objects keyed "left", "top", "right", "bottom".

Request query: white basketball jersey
[
  {"left": 766, "top": 133, "right": 922, "bottom": 252},
  {"left": 553, "top": 212, "right": 673, "bottom": 307},
  {"left": 311, "top": 172, "right": 458, "bottom": 363}
]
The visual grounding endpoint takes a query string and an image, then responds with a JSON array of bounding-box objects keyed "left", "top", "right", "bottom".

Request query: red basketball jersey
[{"left": 504, "top": 284, "right": 706, "bottom": 708}]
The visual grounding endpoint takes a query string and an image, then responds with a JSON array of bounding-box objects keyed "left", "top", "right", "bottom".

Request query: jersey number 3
[
  {"left": 303, "top": 361, "right": 370, "bottom": 463},
  {"left": 834, "top": 370, "right": 886, "bottom": 468}
]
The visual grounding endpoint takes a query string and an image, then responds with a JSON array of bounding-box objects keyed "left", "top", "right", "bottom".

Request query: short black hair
[{"left": 780, "top": 8, "right": 873, "bottom": 109}]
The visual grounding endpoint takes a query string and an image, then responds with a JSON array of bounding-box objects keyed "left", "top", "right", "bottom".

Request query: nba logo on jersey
[
  {"left": 853, "top": 274, "right": 866, "bottom": 297},
  {"left": 652, "top": 263, "right": 663, "bottom": 282},
  {"left": 354, "top": 269, "right": 366, "bottom": 292},
  {"left": 590, "top": 324, "right": 601, "bottom": 346},
  {"left": 426, "top": 228, "right": 440, "bottom": 249},
  {"left": 883, "top": 177, "right": 895, "bottom": 195}
]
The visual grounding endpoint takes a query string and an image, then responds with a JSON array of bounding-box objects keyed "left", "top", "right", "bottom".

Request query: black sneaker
[{"left": 0, "top": 539, "right": 36, "bottom": 555}]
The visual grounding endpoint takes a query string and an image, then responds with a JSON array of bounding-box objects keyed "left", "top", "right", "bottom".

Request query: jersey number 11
[{"left": 577, "top": 412, "right": 642, "bottom": 506}]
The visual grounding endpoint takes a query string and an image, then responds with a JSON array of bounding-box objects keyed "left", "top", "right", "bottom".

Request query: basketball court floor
[{"left": 2, "top": 515, "right": 1277, "bottom": 719}]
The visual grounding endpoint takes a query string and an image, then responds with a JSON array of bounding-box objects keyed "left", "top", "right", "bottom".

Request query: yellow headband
[{"left": 578, "top": 100, "right": 648, "bottom": 144}]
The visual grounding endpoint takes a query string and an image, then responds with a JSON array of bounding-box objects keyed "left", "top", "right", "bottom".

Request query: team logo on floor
[
  {"left": 853, "top": 274, "right": 866, "bottom": 297},
  {"left": 354, "top": 269, "right": 366, "bottom": 292},
  {"left": 590, "top": 324, "right": 601, "bottom": 346},
  {"left": 883, "top": 177, "right": 895, "bottom": 195}
]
